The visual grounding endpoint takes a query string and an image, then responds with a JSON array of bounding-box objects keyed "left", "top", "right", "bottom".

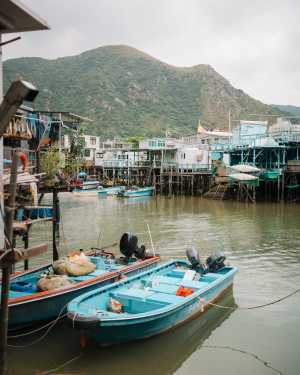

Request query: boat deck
[{"left": 70, "top": 263, "right": 235, "bottom": 320}]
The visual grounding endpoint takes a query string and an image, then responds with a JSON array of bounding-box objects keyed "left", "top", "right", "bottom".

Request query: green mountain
[
  {"left": 3, "top": 45, "right": 283, "bottom": 138},
  {"left": 272, "top": 104, "right": 300, "bottom": 118}
]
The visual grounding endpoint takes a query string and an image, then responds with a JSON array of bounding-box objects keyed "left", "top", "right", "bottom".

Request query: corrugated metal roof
[{"left": 0, "top": 0, "right": 49, "bottom": 33}]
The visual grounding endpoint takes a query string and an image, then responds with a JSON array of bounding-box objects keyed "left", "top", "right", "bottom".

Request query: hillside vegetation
[{"left": 3, "top": 45, "right": 283, "bottom": 137}]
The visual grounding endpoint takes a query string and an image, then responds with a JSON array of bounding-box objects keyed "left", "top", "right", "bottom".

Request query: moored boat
[
  {"left": 117, "top": 186, "right": 154, "bottom": 198},
  {"left": 97, "top": 185, "right": 126, "bottom": 197},
  {"left": 73, "top": 188, "right": 99, "bottom": 197},
  {"left": 67, "top": 249, "right": 237, "bottom": 345},
  {"left": 73, "top": 173, "right": 100, "bottom": 192},
  {"left": 5, "top": 234, "right": 160, "bottom": 330}
]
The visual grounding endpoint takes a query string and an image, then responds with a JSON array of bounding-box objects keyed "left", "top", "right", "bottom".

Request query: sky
[{"left": 2, "top": 0, "right": 300, "bottom": 106}]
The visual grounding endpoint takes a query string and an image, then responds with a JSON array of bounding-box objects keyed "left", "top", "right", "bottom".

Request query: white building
[
  {"left": 176, "top": 146, "right": 210, "bottom": 170},
  {"left": 182, "top": 122, "right": 232, "bottom": 148},
  {"left": 269, "top": 117, "right": 300, "bottom": 143}
]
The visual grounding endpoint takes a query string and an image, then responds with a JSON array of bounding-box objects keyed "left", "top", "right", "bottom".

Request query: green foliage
[
  {"left": 126, "top": 136, "right": 145, "bottom": 148},
  {"left": 41, "top": 149, "right": 61, "bottom": 177},
  {"left": 69, "top": 131, "right": 85, "bottom": 158},
  {"left": 41, "top": 149, "right": 62, "bottom": 185},
  {"left": 3, "top": 45, "right": 285, "bottom": 138}
]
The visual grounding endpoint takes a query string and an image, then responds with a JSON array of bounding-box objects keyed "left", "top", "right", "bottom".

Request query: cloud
[{"left": 2, "top": 0, "right": 299, "bottom": 105}]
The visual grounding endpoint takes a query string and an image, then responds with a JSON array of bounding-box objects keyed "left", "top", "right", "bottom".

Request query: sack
[
  {"left": 65, "top": 258, "right": 96, "bottom": 276},
  {"left": 37, "top": 275, "right": 74, "bottom": 291},
  {"left": 53, "top": 255, "right": 96, "bottom": 277}
]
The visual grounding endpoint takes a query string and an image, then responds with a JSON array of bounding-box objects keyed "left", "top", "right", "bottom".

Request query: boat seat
[
  {"left": 112, "top": 288, "right": 153, "bottom": 301},
  {"left": 180, "top": 280, "right": 209, "bottom": 290},
  {"left": 150, "top": 283, "right": 178, "bottom": 294},
  {"left": 149, "top": 276, "right": 181, "bottom": 286},
  {"left": 167, "top": 269, "right": 187, "bottom": 278},
  {"left": 147, "top": 292, "right": 184, "bottom": 304}
]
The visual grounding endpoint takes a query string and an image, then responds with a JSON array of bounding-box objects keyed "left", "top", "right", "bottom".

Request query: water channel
[{"left": 8, "top": 195, "right": 300, "bottom": 375}]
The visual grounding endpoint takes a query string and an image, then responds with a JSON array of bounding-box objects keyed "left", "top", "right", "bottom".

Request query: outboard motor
[
  {"left": 186, "top": 247, "right": 207, "bottom": 275},
  {"left": 206, "top": 251, "right": 226, "bottom": 272},
  {"left": 120, "top": 232, "right": 146, "bottom": 261}
]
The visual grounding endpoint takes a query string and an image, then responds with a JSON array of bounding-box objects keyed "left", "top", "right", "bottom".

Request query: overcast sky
[{"left": 2, "top": 0, "right": 300, "bottom": 106}]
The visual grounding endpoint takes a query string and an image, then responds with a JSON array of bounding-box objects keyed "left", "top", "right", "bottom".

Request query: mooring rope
[
  {"left": 7, "top": 304, "right": 68, "bottom": 343},
  {"left": 202, "top": 287, "right": 300, "bottom": 311},
  {"left": 40, "top": 353, "right": 83, "bottom": 375},
  {"left": 200, "top": 345, "right": 285, "bottom": 375}
]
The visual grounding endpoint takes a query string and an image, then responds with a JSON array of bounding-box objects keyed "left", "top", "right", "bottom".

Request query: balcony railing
[{"left": 98, "top": 159, "right": 211, "bottom": 172}]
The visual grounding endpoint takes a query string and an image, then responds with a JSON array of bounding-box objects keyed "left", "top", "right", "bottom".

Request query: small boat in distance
[
  {"left": 73, "top": 188, "right": 99, "bottom": 197},
  {"left": 67, "top": 249, "right": 237, "bottom": 345},
  {"left": 117, "top": 186, "right": 155, "bottom": 198},
  {"left": 73, "top": 172, "right": 100, "bottom": 191},
  {"left": 97, "top": 185, "right": 126, "bottom": 197},
  {"left": 6, "top": 233, "right": 160, "bottom": 330}
]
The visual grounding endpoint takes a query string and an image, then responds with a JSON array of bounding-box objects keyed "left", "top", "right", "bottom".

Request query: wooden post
[
  {"left": 52, "top": 188, "right": 59, "bottom": 261},
  {"left": 23, "top": 230, "right": 29, "bottom": 270},
  {"left": 0, "top": 152, "right": 18, "bottom": 375},
  {"left": 281, "top": 172, "right": 285, "bottom": 202}
]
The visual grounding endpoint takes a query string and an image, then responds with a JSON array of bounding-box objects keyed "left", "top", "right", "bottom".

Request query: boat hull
[
  {"left": 97, "top": 186, "right": 126, "bottom": 197},
  {"left": 87, "top": 283, "right": 233, "bottom": 345},
  {"left": 73, "top": 189, "right": 99, "bottom": 196},
  {"left": 118, "top": 187, "right": 154, "bottom": 198},
  {"left": 8, "top": 257, "right": 159, "bottom": 330}
]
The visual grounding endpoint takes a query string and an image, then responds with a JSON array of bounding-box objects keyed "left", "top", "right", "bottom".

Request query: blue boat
[
  {"left": 5, "top": 250, "right": 160, "bottom": 330},
  {"left": 73, "top": 188, "right": 99, "bottom": 197},
  {"left": 117, "top": 186, "right": 155, "bottom": 198},
  {"left": 67, "top": 250, "right": 237, "bottom": 345},
  {"left": 97, "top": 185, "right": 126, "bottom": 197}
]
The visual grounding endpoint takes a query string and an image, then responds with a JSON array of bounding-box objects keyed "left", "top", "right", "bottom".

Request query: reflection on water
[
  {"left": 9, "top": 195, "right": 300, "bottom": 375},
  {"left": 8, "top": 292, "right": 236, "bottom": 375}
]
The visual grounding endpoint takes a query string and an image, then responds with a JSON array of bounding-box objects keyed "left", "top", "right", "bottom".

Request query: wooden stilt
[{"left": 0, "top": 152, "right": 18, "bottom": 375}]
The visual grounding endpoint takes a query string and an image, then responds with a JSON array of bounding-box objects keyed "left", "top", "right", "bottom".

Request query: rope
[
  {"left": 202, "top": 287, "right": 300, "bottom": 311},
  {"left": 40, "top": 353, "right": 83, "bottom": 375},
  {"left": 200, "top": 345, "right": 285, "bottom": 375},
  {"left": 7, "top": 304, "right": 68, "bottom": 345}
]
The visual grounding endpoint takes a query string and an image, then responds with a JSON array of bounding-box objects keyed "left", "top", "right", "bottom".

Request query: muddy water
[{"left": 8, "top": 195, "right": 300, "bottom": 375}]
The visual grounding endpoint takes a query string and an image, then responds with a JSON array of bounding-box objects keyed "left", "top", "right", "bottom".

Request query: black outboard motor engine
[
  {"left": 206, "top": 251, "right": 226, "bottom": 272},
  {"left": 186, "top": 247, "right": 207, "bottom": 275},
  {"left": 120, "top": 232, "right": 146, "bottom": 261}
]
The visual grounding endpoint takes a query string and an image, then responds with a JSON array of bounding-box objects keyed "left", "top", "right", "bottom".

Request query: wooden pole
[
  {"left": 23, "top": 229, "right": 29, "bottom": 270},
  {"left": 52, "top": 188, "right": 59, "bottom": 261},
  {"left": 0, "top": 151, "right": 18, "bottom": 375}
]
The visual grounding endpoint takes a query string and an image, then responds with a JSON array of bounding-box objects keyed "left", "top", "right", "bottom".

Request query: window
[
  {"left": 104, "top": 144, "right": 111, "bottom": 149},
  {"left": 84, "top": 149, "right": 91, "bottom": 157},
  {"left": 96, "top": 153, "right": 103, "bottom": 159},
  {"left": 90, "top": 137, "right": 96, "bottom": 145}
]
